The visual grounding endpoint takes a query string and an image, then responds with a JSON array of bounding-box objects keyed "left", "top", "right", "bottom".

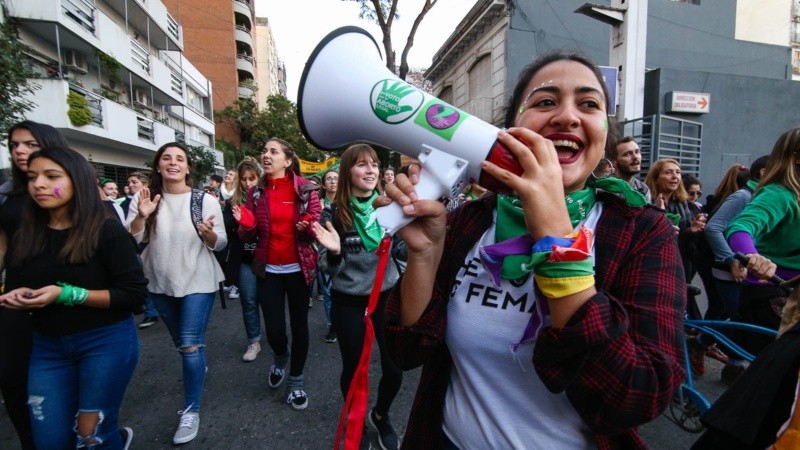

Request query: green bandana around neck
[
  {"left": 350, "top": 191, "right": 383, "bottom": 252},
  {"left": 493, "top": 177, "right": 646, "bottom": 281},
  {"left": 746, "top": 179, "right": 759, "bottom": 192}
]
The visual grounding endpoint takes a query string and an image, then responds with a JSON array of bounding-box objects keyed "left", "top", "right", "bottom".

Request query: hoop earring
[{"left": 591, "top": 158, "right": 615, "bottom": 180}]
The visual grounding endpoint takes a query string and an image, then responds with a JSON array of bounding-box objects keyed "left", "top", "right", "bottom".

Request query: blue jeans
[
  {"left": 27, "top": 317, "right": 139, "bottom": 449},
  {"left": 142, "top": 295, "right": 158, "bottom": 318},
  {"left": 150, "top": 292, "right": 215, "bottom": 412},
  {"left": 316, "top": 270, "right": 332, "bottom": 325},
  {"left": 239, "top": 263, "right": 261, "bottom": 343}
]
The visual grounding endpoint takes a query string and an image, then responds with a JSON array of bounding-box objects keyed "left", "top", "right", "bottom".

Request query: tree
[
  {"left": 344, "top": 0, "right": 438, "bottom": 80},
  {"left": 214, "top": 94, "right": 327, "bottom": 168},
  {"left": 0, "top": 11, "right": 39, "bottom": 137},
  {"left": 186, "top": 144, "right": 218, "bottom": 186}
]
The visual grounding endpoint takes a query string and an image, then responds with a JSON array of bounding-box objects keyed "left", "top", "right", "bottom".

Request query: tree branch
[{"left": 399, "top": 0, "right": 436, "bottom": 80}]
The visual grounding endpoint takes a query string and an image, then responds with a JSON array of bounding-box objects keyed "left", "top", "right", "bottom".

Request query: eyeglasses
[{"left": 688, "top": 190, "right": 702, "bottom": 197}]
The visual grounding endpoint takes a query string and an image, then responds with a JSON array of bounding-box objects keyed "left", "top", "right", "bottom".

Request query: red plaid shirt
[{"left": 385, "top": 192, "right": 686, "bottom": 449}]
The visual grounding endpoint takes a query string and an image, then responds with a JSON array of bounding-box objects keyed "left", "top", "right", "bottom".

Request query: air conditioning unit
[
  {"left": 133, "top": 89, "right": 151, "bottom": 107},
  {"left": 63, "top": 50, "right": 88, "bottom": 74}
]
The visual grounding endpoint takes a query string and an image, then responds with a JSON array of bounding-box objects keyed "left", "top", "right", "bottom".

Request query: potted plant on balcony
[{"left": 67, "top": 91, "right": 92, "bottom": 126}]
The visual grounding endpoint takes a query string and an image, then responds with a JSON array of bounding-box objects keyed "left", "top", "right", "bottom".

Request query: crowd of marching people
[{"left": 0, "top": 48, "right": 799, "bottom": 450}]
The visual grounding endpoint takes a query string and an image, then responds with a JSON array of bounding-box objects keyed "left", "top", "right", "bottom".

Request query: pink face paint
[{"left": 53, "top": 187, "right": 62, "bottom": 198}]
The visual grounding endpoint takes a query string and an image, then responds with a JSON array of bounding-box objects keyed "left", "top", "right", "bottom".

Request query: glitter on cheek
[
  {"left": 518, "top": 106, "right": 525, "bottom": 114},
  {"left": 53, "top": 187, "right": 62, "bottom": 198},
  {"left": 600, "top": 117, "right": 609, "bottom": 132}
]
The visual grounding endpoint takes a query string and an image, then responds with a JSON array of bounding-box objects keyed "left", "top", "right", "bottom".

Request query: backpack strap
[{"left": 190, "top": 189, "right": 205, "bottom": 241}]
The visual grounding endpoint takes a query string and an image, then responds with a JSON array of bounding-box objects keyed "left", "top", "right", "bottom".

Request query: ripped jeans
[
  {"left": 27, "top": 317, "right": 139, "bottom": 449},
  {"left": 150, "top": 292, "right": 215, "bottom": 412}
]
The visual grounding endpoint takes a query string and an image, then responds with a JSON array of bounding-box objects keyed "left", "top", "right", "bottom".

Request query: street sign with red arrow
[{"left": 667, "top": 91, "right": 710, "bottom": 114}]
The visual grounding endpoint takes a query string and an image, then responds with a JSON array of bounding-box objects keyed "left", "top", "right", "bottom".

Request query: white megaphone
[{"left": 298, "top": 26, "right": 521, "bottom": 234}]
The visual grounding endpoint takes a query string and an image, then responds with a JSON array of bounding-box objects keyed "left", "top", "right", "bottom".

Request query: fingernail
[{"left": 403, "top": 204, "right": 415, "bottom": 214}]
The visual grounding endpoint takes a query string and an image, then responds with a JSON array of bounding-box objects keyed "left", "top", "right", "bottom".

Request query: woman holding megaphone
[{"left": 380, "top": 50, "right": 685, "bottom": 449}]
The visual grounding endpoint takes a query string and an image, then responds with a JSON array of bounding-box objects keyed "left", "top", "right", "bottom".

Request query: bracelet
[{"left": 56, "top": 282, "right": 89, "bottom": 307}]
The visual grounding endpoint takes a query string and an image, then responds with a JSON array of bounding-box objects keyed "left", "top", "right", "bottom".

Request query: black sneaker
[
  {"left": 268, "top": 365, "right": 286, "bottom": 388},
  {"left": 119, "top": 426, "right": 133, "bottom": 450},
  {"left": 138, "top": 316, "right": 158, "bottom": 329},
  {"left": 325, "top": 326, "right": 337, "bottom": 343},
  {"left": 368, "top": 409, "right": 399, "bottom": 450},
  {"left": 287, "top": 389, "right": 308, "bottom": 410}
]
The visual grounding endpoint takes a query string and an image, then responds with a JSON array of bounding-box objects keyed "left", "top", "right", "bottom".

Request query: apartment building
[
  {"left": 163, "top": 0, "right": 256, "bottom": 144},
  {"left": 2, "top": 0, "right": 220, "bottom": 182},
  {"left": 255, "top": 16, "right": 286, "bottom": 106}
]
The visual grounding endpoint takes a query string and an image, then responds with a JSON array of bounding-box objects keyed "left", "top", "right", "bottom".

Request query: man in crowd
[{"left": 609, "top": 136, "right": 652, "bottom": 202}]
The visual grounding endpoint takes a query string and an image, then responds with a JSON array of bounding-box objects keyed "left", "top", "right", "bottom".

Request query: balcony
[
  {"left": 233, "top": 0, "right": 253, "bottom": 26},
  {"left": 234, "top": 25, "right": 253, "bottom": 50},
  {"left": 236, "top": 54, "right": 254, "bottom": 76},
  {"left": 100, "top": 0, "right": 183, "bottom": 50},
  {"left": 24, "top": 78, "right": 177, "bottom": 153},
  {"left": 238, "top": 81, "right": 255, "bottom": 99}
]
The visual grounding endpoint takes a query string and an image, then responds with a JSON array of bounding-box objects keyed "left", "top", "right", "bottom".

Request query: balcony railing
[
  {"left": 63, "top": 0, "right": 96, "bottom": 33},
  {"left": 170, "top": 70, "right": 183, "bottom": 95},
  {"left": 234, "top": 0, "right": 250, "bottom": 5},
  {"left": 167, "top": 13, "right": 180, "bottom": 40},
  {"left": 137, "top": 116, "right": 155, "bottom": 142},
  {"left": 235, "top": 24, "right": 251, "bottom": 34},
  {"left": 131, "top": 38, "right": 151, "bottom": 73}
]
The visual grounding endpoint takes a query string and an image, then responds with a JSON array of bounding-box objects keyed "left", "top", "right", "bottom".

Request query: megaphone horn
[{"left": 298, "top": 26, "right": 521, "bottom": 234}]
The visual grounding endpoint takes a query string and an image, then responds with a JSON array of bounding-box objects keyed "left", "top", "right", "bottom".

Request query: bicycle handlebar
[{"left": 734, "top": 253, "right": 793, "bottom": 294}]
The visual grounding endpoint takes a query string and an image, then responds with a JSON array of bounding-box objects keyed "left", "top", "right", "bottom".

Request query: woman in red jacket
[{"left": 238, "top": 137, "right": 320, "bottom": 410}]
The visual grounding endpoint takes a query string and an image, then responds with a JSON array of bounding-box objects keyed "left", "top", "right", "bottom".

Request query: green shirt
[{"left": 726, "top": 183, "right": 800, "bottom": 270}]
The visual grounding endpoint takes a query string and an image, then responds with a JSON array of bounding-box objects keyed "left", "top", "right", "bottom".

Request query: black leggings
[
  {"left": 331, "top": 289, "right": 402, "bottom": 417},
  {"left": 257, "top": 271, "right": 309, "bottom": 377}
]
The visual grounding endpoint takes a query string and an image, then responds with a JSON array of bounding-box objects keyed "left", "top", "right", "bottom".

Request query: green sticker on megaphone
[
  {"left": 414, "top": 99, "right": 468, "bottom": 141},
  {"left": 370, "top": 80, "right": 424, "bottom": 124}
]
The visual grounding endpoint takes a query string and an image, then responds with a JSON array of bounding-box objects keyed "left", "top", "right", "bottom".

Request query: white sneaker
[
  {"left": 242, "top": 342, "right": 261, "bottom": 362},
  {"left": 173, "top": 409, "right": 200, "bottom": 444},
  {"left": 228, "top": 285, "right": 239, "bottom": 299}
]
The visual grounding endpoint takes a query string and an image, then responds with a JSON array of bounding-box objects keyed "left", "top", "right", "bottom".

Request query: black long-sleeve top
[{"left": 5, "top": 219, "right": 147, "bottom": 336}]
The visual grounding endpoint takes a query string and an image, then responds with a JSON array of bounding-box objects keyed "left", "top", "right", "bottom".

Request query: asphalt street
[{"left": 1, "top": 281, "right": 726, "bottom": 449}]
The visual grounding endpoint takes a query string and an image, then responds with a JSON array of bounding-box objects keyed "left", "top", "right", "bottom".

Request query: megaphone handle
[{"left": 376, "top": 166, "right": 449, "bottom": 236}]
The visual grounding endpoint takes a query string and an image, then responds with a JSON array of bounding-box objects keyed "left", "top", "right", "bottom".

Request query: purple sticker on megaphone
[{"left": 425, "top": 104, "right": 461, "bottom": 130}]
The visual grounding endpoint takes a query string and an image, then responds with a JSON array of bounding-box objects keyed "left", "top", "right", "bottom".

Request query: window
[
  {"left": 438, "top": 86, "right": 453, "bottom": 104},
  {"left": 468, "top": 54, "right": 491, "bottom": 100},
  {"left": 186, "top": 86, "right": 204, "bottom": 114}
]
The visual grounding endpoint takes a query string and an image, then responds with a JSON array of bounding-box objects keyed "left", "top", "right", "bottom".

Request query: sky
[{"left": 254, "top": 0, "right": 479, "bottom": 102}]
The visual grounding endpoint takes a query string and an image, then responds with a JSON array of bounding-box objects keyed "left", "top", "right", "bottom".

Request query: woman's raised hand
[
  {"left": 311, "top": 221, "right": 341, "bottom": 255},
  {"left": 231, "top": 205, "right": 242, "bottom": 222},
  {"left": 480, "top": 128, "right": 572, "bottom": 240},
  {"left": 136, "top": 187, "right": 161, "bottom": 219}
]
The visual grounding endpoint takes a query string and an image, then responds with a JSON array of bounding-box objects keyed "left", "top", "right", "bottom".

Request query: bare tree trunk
[
  {"left": 398, "top": 0, "right": 436, "bottom": 80},
  {"left": 370, "top": 0, "right": 398, "bottom": 74}
]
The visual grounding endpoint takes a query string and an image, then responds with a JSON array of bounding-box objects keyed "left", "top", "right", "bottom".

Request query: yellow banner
[{"left": 299, "top": 157, "right": 337, "bottom": 174}]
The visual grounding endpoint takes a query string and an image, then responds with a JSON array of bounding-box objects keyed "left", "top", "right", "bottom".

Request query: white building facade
[{"left": 2, "top": 0, "right": 221, "bottom": 181}]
